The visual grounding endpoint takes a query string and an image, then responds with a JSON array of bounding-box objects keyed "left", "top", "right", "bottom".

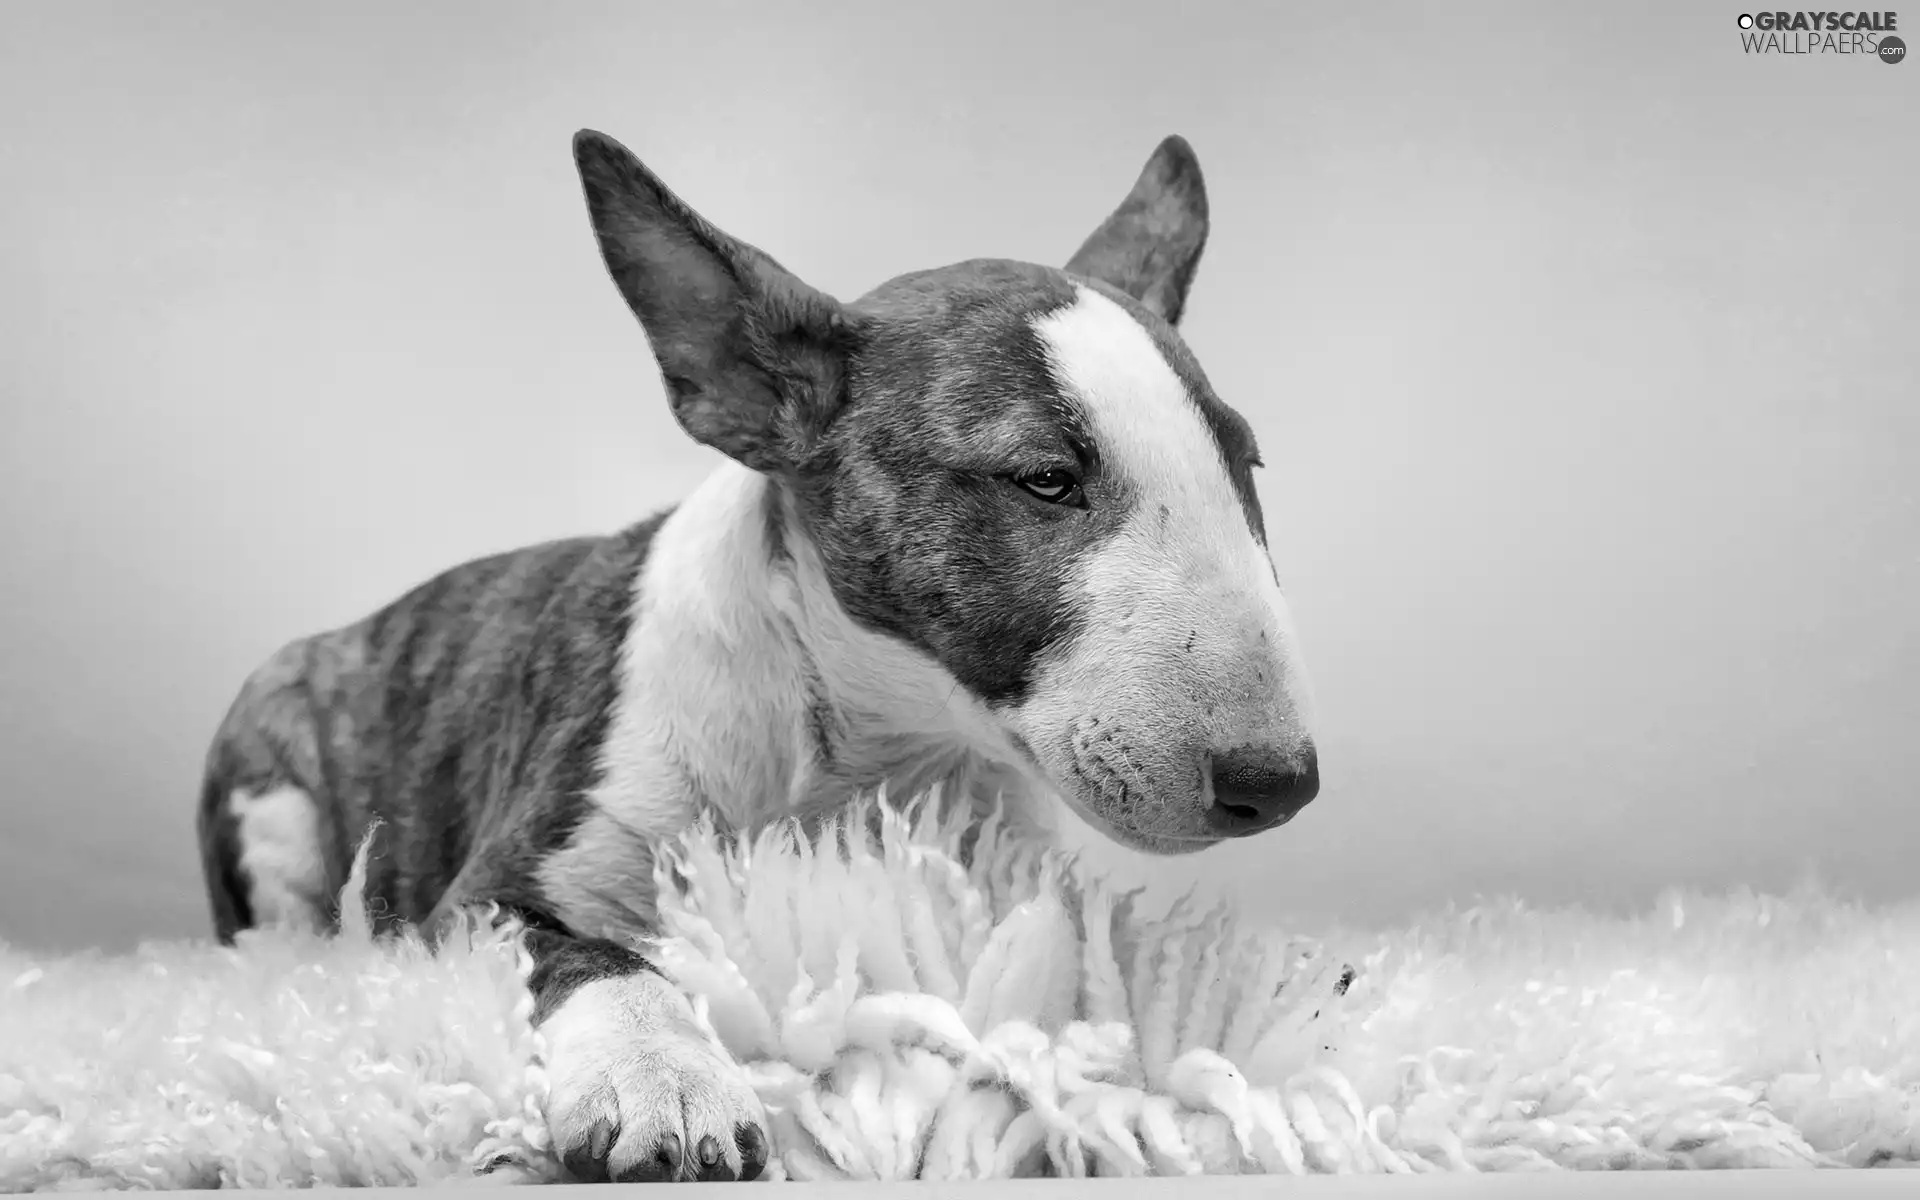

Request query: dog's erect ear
[
  {"left": 1064, "top": 135, "right": 1210, "bottom": 327},
  {"left": 573, "top": 129, "right": 852, "bottom": 473}
]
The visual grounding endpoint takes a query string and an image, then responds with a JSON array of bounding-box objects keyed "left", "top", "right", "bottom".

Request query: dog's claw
[
  {"left": 613, "top": 1132, "right": 681, "bottom": 1183},
  {"left": 562, "top": 1118, "right": 616, "bottom": 1183},
  {"left": 736, "top": 1122, "right": 768, "bottom": 1181},
  {"left": 693, "top": 1132, "right": 739, "bottom": 1182}
]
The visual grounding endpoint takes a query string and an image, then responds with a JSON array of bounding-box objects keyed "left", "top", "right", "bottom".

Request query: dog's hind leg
[
  {"left": 197, "top": 770, "right": 256, "bottom": 943},
  {"left": 198, "top": 759, "right": 338, "bottom": 941},
  {"left": 197, "top": 637, "right": 358, "bottom": 941}
]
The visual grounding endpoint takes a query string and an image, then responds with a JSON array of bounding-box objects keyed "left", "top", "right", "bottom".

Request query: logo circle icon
[
  {"left": 1737, "top": 13, "right": 1754, "bottom": 28},
  {"left": 1881, "top": 35, "right": 1907, "bottom": 63}
]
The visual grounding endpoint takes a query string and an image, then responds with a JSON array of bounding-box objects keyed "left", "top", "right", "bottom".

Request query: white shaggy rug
[{"left": 2, "top": 796, "right": 1917, "bottom": 1189}]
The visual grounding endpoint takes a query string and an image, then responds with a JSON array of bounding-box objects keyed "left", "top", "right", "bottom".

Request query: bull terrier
[{"left": 198, "top": 128, "right": 1320, "bottom": 1182}]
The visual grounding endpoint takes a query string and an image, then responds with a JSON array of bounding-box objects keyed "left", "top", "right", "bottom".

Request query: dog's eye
[{"left": 1012, "top": 468, "right": 1083, "bottom": 507}]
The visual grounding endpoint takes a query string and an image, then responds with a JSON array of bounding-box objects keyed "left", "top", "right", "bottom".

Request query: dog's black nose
[{"left": 1206, "top": 746, "right": 1319, "bottom": 836}]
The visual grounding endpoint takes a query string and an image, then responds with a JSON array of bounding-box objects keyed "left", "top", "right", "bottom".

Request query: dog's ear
[
  {"left": 1064, "top": 135, "right": 1210, "bottom": 327},
  {"left": 573, "top": 129, "right": 853, "bottom": 473}
]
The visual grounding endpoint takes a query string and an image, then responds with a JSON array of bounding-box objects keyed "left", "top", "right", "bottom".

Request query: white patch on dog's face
[{"left": 1007, "top": 284, "right": 1317, "bottom": 853}]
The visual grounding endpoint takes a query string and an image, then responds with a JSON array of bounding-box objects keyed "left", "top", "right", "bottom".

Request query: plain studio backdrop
[{"left": 1, "top": 2, "right": 1915, "bottom": 953}]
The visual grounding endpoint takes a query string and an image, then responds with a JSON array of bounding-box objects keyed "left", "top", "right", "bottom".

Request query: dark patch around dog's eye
[{"left": 801, "top": 265, "right": 1132, "bottom": 709}]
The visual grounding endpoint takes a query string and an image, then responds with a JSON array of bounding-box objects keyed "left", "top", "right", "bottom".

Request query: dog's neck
[{"left": 588, "top": 461, "right": 1046, "bottom": 844}]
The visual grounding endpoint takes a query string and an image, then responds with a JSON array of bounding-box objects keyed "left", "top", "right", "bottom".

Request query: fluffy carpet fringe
[{"left": 3, "top": 792, "right": 1917, "bottom": 1188}]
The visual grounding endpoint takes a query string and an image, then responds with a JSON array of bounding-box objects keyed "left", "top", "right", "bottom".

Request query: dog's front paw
[{"left": 539, "top": 970, "right": 769, "bottom": 1182}]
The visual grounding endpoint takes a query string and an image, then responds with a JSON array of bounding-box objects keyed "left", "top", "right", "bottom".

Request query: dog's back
[{"left": 196, "top": 528, "right": 656, "bottom": 942}]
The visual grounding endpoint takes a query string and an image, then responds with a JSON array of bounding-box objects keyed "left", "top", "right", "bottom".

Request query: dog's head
[{"left": 574, "top": 130, "right": 1318, "bottom": 855}]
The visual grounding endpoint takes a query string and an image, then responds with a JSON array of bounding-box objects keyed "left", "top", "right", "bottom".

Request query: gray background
[{"left": 1, "top": 2, "right": 1913, "bottom": 952}]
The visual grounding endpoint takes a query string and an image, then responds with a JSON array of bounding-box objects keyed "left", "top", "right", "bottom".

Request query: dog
[{"left": 196, "top": 128, "right": 1321, "bottom": 1183}]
